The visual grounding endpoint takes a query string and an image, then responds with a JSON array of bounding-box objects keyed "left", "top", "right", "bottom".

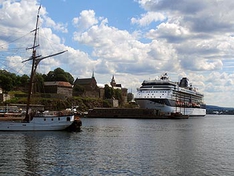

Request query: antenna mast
[{"left": 23, "top": 6, "right": 67, "bottom": 122}]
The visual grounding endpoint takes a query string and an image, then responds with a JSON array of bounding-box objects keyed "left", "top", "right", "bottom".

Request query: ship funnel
[{"left": 179, "top": 77, "right": 189, "bottom": 87}]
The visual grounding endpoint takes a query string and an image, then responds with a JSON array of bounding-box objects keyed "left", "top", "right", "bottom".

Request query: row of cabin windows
[
  {"left": 43, "top": 117, "right": 71, "bottom": 121},
  {"left": 144, "top": 96, "right": 163, "bottom": 98},
  {"left": 140, "top": 90, "right": 169, "bottom": 93},
  {"left": 44, "top": 118, "right": 61, "bottom": 121}
]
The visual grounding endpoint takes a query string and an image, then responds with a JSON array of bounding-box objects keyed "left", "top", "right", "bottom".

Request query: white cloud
[
  {"left": 131, "top": 11, "right": 166, "bottom": 26},
  {"left": 2, "top": 0, "right": 234, "bottom": 107},
  {"left": 72, "top": 10, "right": 183, "bottom": 76},
  {"left": 146, "top": 22, "right": 190, "bottom": 43},
  {"left": 72, "top": 10, "right": 98, "bottom": 32},
  {"left": 43, "top": 16, "right": 68, "bottom": 33},
  {"left": 137, "top": 0, "right": 234, "bottom": 34},
  {"left": 0, "top": 0, "right": 38, "bottom": 36},
  {"left": 74, "top": 19, "right": 120, "bottom": 47},
  {"left": 202, "top": 72, "right": 234, "bottom": 106},
  {"left": 0, "top": 0, "right": 93, "bottom": 78},
  {"left": 4, "top": 55, "right": 29, "bottom": 74},
  {"left": 68, "top": 3, "right": 234, "bottom": 107}
]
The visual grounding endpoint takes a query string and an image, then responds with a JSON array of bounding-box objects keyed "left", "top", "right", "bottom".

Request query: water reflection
[
  {"left": 0, "top": 132, "right": 74, "bottom": 176},
  {"left": 1, "top": 116, "right": 234, "bottom": 175}
]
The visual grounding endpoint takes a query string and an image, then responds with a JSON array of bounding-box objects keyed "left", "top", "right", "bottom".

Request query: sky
[{"left": 1, "top": 0, "right": 234, "bottom": 107}]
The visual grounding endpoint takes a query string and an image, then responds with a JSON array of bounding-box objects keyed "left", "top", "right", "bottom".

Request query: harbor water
[{"left": 1, "top": 115, "right": 234, "bottom": 175}]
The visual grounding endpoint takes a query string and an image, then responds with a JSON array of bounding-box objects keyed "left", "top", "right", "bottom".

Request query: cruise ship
[{"left": 134, "top": 73, "right": 206, "bottom": 116}]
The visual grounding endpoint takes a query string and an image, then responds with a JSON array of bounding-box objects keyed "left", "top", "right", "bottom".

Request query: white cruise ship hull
[{"left": 135, "top": 99, "right": 206, "bottom": 117}]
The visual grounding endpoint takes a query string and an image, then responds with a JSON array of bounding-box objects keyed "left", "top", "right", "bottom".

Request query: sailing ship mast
[{"left": 22, "top": 6, "right": 67, "bottom": 122}]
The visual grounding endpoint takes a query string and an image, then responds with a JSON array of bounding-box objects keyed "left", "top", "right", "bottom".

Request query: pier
[{"left": 87, "top": 108, "right": 188, "bottom": 119}]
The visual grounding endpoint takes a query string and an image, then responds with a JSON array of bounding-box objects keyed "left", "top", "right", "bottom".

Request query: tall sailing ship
[
  {"left": 134, "top": 73, "right": 206, "bottom": 116},
  {"left": 0, "top": 6, "right": 75, "bottom": 130}
]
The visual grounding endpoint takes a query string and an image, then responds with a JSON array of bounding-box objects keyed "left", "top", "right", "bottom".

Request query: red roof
[{"left": 44, "top": 81, "right": 72, "bottom": 88}]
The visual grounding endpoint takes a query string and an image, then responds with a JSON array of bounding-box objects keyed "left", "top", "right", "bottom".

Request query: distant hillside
[{"left": 206, "top": 105, "right": 234, "bottom": 114}]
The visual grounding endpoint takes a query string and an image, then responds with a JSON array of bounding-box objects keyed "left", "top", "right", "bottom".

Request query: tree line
[
  {"left": 0, "top": 68, "right": 133, "bottom": 103},
  {"left": 0, "top": 68, "right": 73, "bottom": 93}
]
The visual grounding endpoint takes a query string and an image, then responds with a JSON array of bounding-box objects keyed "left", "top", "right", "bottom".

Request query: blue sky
[
  {"left": 40, "top": 0, "right": 147, "bottom": 48},
  {"left": 1, "top": 0, "right": 234, "bottom": 107}
]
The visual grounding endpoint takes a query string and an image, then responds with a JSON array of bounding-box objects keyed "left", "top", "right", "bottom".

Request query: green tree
[
  {"left": 127, "top": 92, "right": 134, "bottom": 102},
  {"left": 0, "top": 70, "right": 30, "bottom": 92},
  {"left": 45, "top": 67, "right": 74, "bottom": 84},
  {"left": 104, "top": 84, "right": 113, "bottom": 99},
  {"left": 20, "top": 74, "right": 29, "bottom": 86},
  {"left": 66, "top": 72, "right": 74, "bottom": 85},
  {"left": 73, "top": 84, "right": 85, "bottom": 92},
  {"left": 114, "top": 89, "right": 123, "bottom": 105},
  {"left": 114, "top": 89, "right": 122, "bottom": 100},
  {"left": 34, "top": 73, "right": 44, "bottom": 93},
  {"left": 45, "top": 71, "right": 55, "bottom": 81},
  {"left": 0, "top": 74, "right": 13, "bottom": 92}
]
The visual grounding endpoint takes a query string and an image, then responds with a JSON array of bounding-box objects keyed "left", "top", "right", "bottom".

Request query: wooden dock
[{"left": 87, "top": 108, "right": 189, "bottom": 119}]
